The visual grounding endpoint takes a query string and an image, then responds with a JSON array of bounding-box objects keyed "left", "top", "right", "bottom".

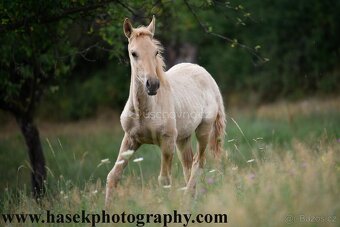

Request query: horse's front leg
[
  {"left": 158, "top": 135, "right": 176, "bottom": 186},
  {"left": 105, "top": 133, "right": 140, "bottom": 208}
]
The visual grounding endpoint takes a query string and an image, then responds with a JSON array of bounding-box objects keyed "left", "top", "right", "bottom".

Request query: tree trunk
[{"left": 16, "top": 116, "right": 46, "bottom": 198}]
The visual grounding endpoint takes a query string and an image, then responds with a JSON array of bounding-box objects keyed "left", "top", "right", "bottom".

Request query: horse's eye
[
  {"left": 155, "top": 51, "right": 159, "bottom": 57},
  {"left": 131, "top": 51, "right": 138, "bottom": 58}
]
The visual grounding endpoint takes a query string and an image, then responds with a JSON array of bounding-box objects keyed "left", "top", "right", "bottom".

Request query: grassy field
[{"left": 0, "top": 97, "right": 339, "bottom": 226}]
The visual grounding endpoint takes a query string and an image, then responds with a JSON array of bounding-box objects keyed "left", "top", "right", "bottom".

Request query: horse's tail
[{"left": 209, "top": 95, "right": 226, "bottom": 158}]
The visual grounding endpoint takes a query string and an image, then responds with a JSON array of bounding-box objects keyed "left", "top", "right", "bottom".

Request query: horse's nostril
[{"left": 146, "top": 79, "right": 151, "bottom": 89}]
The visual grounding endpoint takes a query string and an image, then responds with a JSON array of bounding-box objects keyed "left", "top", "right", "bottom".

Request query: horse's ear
[
  {"left": 147, "top": 15, "right": 156, "bottom": 37},
  {"left": 123, "top": 18, "right": 134, "bottom": 39}
]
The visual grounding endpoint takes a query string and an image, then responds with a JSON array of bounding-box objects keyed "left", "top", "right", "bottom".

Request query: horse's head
[{"left": 123, "top": 16, "right": 162, "bottom": 96}]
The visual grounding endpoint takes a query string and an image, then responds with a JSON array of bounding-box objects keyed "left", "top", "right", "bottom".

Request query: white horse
[{"left": 105, "top": 16, "right": 226, "bottom": 206}]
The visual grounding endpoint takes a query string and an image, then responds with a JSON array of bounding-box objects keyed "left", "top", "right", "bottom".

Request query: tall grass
[{"left": 1, "top": 98, "right": 339, "bottom": 226}]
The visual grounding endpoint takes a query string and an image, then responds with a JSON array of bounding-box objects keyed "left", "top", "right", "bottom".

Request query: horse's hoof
[{"left": 158, "top": 175, "right": 171, "bottom": 186}]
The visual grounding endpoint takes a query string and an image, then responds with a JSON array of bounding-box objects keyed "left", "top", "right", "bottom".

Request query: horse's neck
[
  {"left": 129, "top": 72, "right": 171, "bottom": 117},
  {"left": 130, "top": 78, "right": 150, "bottom": 115}
]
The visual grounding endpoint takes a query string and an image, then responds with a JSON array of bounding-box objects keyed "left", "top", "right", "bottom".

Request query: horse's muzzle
[
  {"left": 147, "top": 90, "right": 158, "bottom": 96},
  {"left": 146, "top": 78, "right": 160, "bottom": 96}
]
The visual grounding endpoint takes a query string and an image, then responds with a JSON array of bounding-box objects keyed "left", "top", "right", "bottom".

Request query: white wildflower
[
  {"left": 133, "top": 157, "right": 144, "bottom": 163},
  {"left": 247, "top": 159, "right": 255, "bottom": 163},
  {"left": 101, "top": 158, "right": 110, "bottom": 164},
  {"left": 97, "top": 158, "right": 110, "bottom": 167},
  {"left": 121, "top": 150, "right": 134, "bottom": 158}
]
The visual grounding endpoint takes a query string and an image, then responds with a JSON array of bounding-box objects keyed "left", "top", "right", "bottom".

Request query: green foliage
[
  {"left": 0, "top": 0, "right": 79, "bottom": 113},
  {"left": 0, "top": 0, "right": 135, "bottom": 116},
  {"left": 40, "top": 63, "right": 130, "bottom": 120},
  {"left": 1, "top": 0, "right": 339, "bottom": 118},
  {"left": 179, "top": 0, "right": 340, "bottom": 101}
]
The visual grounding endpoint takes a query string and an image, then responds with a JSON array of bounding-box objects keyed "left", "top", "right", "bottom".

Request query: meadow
[{"left": 1, "top": 97, "right": 339, "bottom": 226}]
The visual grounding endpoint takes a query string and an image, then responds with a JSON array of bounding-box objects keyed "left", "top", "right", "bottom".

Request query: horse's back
[
  {"left": 167, "top": 62, "right": 221, "bottom": 96},
  {"left": 166, "top": 63, "right": 219, "bottom": 92},
  {"left": 166, "top": 63, "right": 222, "bottom": 139},
  {"left": 167, "top": 63, "right": 209, "bottom": 79}
]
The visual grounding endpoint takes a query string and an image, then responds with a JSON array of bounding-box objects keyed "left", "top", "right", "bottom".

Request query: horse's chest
[{"left": 121, "top": 115, "right": 165, "bottom": 144}]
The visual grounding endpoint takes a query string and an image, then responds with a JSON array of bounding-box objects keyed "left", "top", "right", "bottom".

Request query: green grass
[{"left": 0, "top": 98, "right": 339, "bottom": 226}]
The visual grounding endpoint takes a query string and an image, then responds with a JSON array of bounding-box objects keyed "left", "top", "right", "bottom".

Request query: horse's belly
[{"left": 175, "top": 115, "right": 202, "bottom": 140}]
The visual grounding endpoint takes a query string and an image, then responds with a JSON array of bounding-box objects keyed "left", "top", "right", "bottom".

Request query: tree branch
[
  {"left": 183, "top": 0, "right": 267, "bottom": 64},
  {"left": 0, "top": 0, "right": 117, "bottom": 33},
  {"left": 116, "top": 0, "right": 137, "bottom": 16}
]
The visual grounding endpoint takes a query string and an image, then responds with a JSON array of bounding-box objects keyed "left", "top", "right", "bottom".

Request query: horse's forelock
[
  {"left": 130, "top": 28, "right": 165, "bottom": 61},
  {"left": 130, "top": 27, "right": 153, "bottom": 39}
]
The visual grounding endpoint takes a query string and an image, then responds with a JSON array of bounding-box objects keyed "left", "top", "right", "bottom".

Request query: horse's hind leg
[
  {"left": 186, "top": 121, "right": 212, "bottom": 193},
  {"left": 105, "top": 134, "right": 140, "bottom": 208},
  {"left": 176, "top": 136, "right": 194, "bottom": 184}
]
